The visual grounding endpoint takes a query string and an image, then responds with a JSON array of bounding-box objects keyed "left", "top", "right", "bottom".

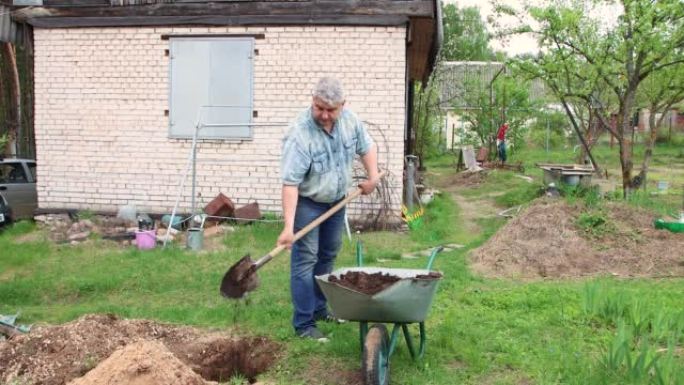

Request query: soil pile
[
  {"left": 0, "top": 313, "right": 279, "bottom": 385},
  {"left": 67, "top": 341, "right": 208, "bottom": 385},
  {"left": 469, "top": 198, "right": 684, "bottom": 279},
  {"left": 329, "top": 272, "right": 401, "bottom": 295},
  {"left": 448, "top": 170, "right": 488, "bottom": 187},
  {"left": 415, "top": 272, "right": 443, "bottom": 279}
]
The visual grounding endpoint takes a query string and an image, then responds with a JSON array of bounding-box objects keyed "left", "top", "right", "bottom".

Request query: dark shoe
[
  {"left": 314, "top": 312, "right": 347, "bottom": 324},
  {"left": 297, "top": 327, "right": 329, "bottom": 342}
]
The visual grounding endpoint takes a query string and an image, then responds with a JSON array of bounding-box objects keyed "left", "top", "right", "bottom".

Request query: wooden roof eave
[
  {"left": 12, "top": 0, "right": 433, "bottom": 26},
  {"left": 20, "top": 14, "right": 411, "bottom": 28},
  {"left": 12, "top": 0, "right": 442, "bottom": 81},
  {"left": 406, "top": 0, "right": 441, "bottom": 83}
]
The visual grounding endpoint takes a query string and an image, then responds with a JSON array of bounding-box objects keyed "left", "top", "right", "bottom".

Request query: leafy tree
[
  {"left": 454, "top": 69, "right": 537, "bottom": 158},
  {"left": 637, "top": 58, "right": 684, "bottom": 186},
  {"left": 412, "top": 78, "right": 442, "bottom": 164},
  {"left": 527, "top": 110, "right": 570, "bottom": 149},
  {"left": 415, "top": 3, "right": 499, "bottom": 163},
  {"left": 441, "top": 3, "right": 498, "bottom": 61},
  {"left": 511, "top": 0, "right": 684, "bottom": 196}
]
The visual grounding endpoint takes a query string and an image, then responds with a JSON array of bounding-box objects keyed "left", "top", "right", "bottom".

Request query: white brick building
[{"left": 13, "top": 0, "right": 442, "bottom": 224}]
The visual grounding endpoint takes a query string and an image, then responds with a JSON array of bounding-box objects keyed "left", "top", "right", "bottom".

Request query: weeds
[
  {"left": 576, "top": 210, "right": 615, "bottom": 238},
  {"left": 77, "top": 210, "right": 95, "bottom": 220},
  {"left": 225, "top": 374, "right": 248, "bottom": 385},
  {"left": 581, "top": 282, "right": 684, "bottom": 384}
]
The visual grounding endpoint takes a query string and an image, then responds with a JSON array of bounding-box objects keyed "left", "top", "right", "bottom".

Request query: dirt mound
[
  {"left": 67, "top": 341, "right": 208, "bottom": 385},
  {"left": 0, "top": 314, "right": 279, "bottom": 385},
  {"left": 469, "top": 198, "right": 684, "bottom": 279},
  {"left": 447, "top": 170, "right": 488, "bottom": 187}
]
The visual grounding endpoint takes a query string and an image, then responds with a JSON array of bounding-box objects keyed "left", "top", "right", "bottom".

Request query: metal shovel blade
[{"left": 220, "top": 254, "right": 260, "bottom": 299}]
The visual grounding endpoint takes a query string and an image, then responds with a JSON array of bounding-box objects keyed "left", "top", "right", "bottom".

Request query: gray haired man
[{"left": 278, "top": 77, "right": 379, "bottom": 340}]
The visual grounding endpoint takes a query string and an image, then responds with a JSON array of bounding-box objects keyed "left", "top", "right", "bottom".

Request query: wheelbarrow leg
[
  {"left": 359, "top": 321, "right": 368, "bottom": 353},
  {"left": 388, "top": 323, "right": 402, "bottom": 357},
  {"left": 401, "top": 322, "right": 427, "bottom": 360}
]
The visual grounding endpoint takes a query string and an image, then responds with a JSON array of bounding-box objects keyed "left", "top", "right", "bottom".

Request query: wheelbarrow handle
[
  {"left": 426, "top": 245, "right": 444, "bottom": 271},
  {"left": 254, "top": 170, "right": 388, "bottom": 269}
]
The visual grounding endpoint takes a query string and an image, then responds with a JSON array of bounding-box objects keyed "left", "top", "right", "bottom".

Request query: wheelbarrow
[{"left": 315, "top": 244, "right": 444, "bottom": 385}]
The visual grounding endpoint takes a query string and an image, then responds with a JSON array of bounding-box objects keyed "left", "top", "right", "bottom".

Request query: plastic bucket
[
  {"left": 135, "top": 230, "right": 156, "bottom": 250},
  {"left": 187, "top": 228, "right": 204, "bottom": 251},
  {"left": 562, "top": 174, "right": 580, "bottom": 186}
]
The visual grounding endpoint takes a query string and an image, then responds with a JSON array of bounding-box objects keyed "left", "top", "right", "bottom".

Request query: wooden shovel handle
[{"left": 254, "top": 170, "right": 387, "bottom": 269}]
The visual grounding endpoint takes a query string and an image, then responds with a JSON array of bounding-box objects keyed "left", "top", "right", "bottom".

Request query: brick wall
[{"left": 33, "top": 25, "right": 406, "bottom": 221}]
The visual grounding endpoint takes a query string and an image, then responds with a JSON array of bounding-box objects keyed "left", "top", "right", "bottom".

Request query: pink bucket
[{"left": 135, "top": 230, "right": 156, "bottom": 250}]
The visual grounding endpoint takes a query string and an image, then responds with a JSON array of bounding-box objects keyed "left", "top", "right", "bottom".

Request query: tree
[
  {"left": 455, "top": 70, "right": 536, "bottom": 157},
  {"left": 412, "top": 78, "right": 442, "bottom": 164},
  {"left": 637, "top": 59, "right": 684, "bottom": 186},
  {"left": 510, "top": 0, "right": 684, "bottom": 196},
  {"left": 0, "top": 42, "right": 21, "bottom": 156},
  {"left": 441, "top": 3, "right": 498, "bottom": 61}
]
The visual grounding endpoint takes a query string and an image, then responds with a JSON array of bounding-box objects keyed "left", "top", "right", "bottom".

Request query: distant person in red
[{"left": 496, "top": 123, "right": 509, "bottom": 164}]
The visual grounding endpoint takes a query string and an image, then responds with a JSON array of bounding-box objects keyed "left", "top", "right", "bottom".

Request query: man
[
  {"left": 278, "top": 77, "right": 379, "bottom": 341},
  {"left": 496, "top": 122, "right": 509, "bottom": 164}
]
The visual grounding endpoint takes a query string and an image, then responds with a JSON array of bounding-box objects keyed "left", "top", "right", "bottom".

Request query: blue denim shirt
[{"left": 281, "top": 107, "right": 374, "bottom": 203}]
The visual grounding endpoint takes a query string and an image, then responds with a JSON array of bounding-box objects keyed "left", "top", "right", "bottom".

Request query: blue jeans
[
  {"left": 291, "top": 196, "right": 345, "bottom": 333},
  {"left": 497, "top": 140, "right": 507, "bottom": 162}
]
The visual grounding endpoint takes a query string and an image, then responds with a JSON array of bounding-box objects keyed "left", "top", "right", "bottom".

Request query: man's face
[{"left": 312, "top": 97, "right": 344, "bottom": 130}]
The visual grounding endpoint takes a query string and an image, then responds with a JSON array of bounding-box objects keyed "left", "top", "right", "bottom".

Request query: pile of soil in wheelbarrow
[
  {"left": 329, "top": 272, "right": 401, "bottom": 295},
  {"left": 328, "top": 271, "right": 442, "bottom": 295},
  {"left": 469, "top": 198, "right": 684, "bottom": 279},
  {"left": 0, "top": 313, "right": 280, "bottom": 385}
]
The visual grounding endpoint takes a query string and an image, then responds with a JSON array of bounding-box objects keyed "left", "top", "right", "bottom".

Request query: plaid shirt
[{"left": 281, "top": 107, "right": 373, "bottom": 203}]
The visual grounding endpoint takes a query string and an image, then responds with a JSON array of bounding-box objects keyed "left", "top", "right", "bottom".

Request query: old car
[
  {"left": 0, "top": 192, "right": 11, "bottom": 226},
  {"left": 0, "top": 157, "right": 37, "bottom": 219}
]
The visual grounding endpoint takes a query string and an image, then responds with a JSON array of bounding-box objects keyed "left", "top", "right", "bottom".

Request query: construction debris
[
  {"left": 0, "top": 314, "right": 31, "bottom": 339},
  {"left": 204, "top": 193, "right": 235, "bottom": 219},
  {"left": 234, "top": 202, "right": 262, "bottom": 222},
  {"left": 497, "top": 205, "right": 522, "bottom": 218}
]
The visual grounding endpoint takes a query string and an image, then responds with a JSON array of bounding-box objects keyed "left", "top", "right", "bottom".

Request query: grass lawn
[{"left": 1, "top": 142, "right": 683, "bottom": 384}]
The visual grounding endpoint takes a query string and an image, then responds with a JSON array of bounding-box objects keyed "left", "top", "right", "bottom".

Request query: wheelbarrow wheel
[{"left": 363, "top": 324, "right": 390, "bottom": 385}]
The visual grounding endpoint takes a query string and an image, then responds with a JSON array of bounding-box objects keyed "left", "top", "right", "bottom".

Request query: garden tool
[{"left": 220, "top": 170, "right": 387, "bottom": 299}]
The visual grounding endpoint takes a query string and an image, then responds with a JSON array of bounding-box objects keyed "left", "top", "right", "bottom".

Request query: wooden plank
[
  {"left": 25, "top": 14, "right": 410, "bottom": 28},
  {"left": 14, "top": 0, "right": 434, "bottom": 21},
  {"left": 536, "top": 163, "right": 594, "bottom": 171}
]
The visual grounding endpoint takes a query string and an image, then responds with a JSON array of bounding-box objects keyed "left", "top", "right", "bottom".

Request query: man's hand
[
  {"left": 277, "top": 228, "right": 295, "bottom": 249},
  {"left": 359, "top": 176, "right": 379, "bottom": 195}
]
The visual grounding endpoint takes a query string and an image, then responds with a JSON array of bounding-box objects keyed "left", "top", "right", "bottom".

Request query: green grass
[{"left": 2, "top": 142, "right": 684, "bottom": 384}]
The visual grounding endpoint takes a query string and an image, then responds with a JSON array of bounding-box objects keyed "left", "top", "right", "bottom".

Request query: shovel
[{"left": 220, "top": 170, "right": 387, "bottom": 299}]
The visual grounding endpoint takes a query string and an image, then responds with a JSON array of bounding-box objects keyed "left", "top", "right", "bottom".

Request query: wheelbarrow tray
[{"left": 315, "top": 267, "right": 442, "bottom": 323}]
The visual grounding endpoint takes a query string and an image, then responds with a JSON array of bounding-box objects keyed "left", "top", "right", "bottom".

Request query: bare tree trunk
[
  {"left": 618, "top": 90, "right": 637, "bottom": 197},
  {"left": 579, "top": 109, "right": 603, "bottom": 165},
  {"left": 559, "top": 97, "right": 601, "bottom": 174},
  {"left": 1, "top": 42, "right": 21, "bottom": 156}
]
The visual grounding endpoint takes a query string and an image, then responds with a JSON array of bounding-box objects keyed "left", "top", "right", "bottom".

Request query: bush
[{"left": 528, "top": 129, "right": 566, "bottom": 149}]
